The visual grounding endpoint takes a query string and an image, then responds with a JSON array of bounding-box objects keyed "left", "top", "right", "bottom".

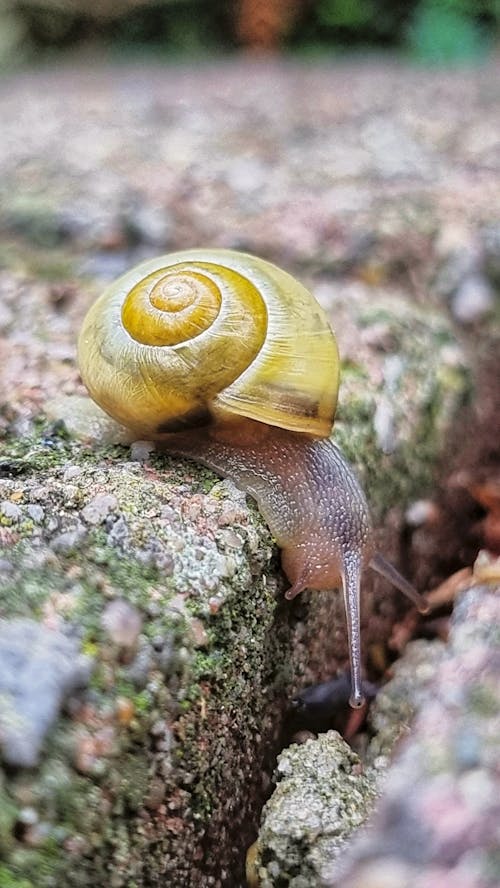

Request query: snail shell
[{"left": 78, "top": 249, "right": 339, "bottom": 442}]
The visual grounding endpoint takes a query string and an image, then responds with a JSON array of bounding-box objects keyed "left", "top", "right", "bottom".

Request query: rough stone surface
[
  {"left": 366, "top": 638, "right": 447, "bottom": 767},
  {"left": 249, "top": 732, "right": 378, "bottom": 888},
  {"left": 327, "top": 583, "right": 500, "bottom": 888},
  {"left": 0, "top": 442, "right": 290, "bottom": 886}
]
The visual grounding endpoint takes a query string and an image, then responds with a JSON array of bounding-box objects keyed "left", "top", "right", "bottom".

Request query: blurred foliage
[
  {"left": 407, "top": 0, "right": 495, "bottom": 62},
  {"left": 0, "top": 0, "right": 498, "bottom": 65},
  {"left": 299, "top": 0, "right": 499, "bottom": 58},
  {"left": 300, "top": 0, "right": 413, "bottom": 45}
]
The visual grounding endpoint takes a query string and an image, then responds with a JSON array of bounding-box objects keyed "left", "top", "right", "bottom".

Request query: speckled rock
[
  {"left": 0, "top": 440, "right": 287, "bottom": 886},
  {"left": 0, "top": 619, "right": 92, "bottom": 767},
  {"left": 366, "top": 638, "right": 447, "bottom": 767},
  {"left": 249, "top": 732, "right": 378, "bottom": 888},
  {"left": 326, "top": 583, "right": 500, "bottom": 888}
]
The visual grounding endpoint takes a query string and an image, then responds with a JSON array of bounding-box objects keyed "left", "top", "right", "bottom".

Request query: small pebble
[
  {"left": 208, "top": 595, "right": 224, "bottom": 615},
  {"left": 115, "top": 696, "right": 135, "bottom": 726},
  {"left": 51, "top": 526, "right": 86, "bottom": 554},
  {"left": 125, "top": 644, "right": 153, "bottom": 688},
  {"left": 167, "top": 595, "right": 187, "bottom": 616},
  {"left": 189, "top": 618, "right": 209, "bottom": 649},
  {"left": 101, "top": 599, "right": 142, "bottom": 648},
  {"left": 405, "top": 499, "right": 439, "bottom": 527},
  {"left": 17, "top": 806, "right": 38, "bottom": 827},
  {"left": 129, "top": 440, "right": 154, "bottom": 462},
  {"left": 144, "top": 777, "right": 166, "bottom": 810},
  {"left": 74, "top": 726, "right": 115, "bottom": 775},
  {"left": 26, "top": 504, "right": 44, "bottom": 523},
  {"left": 30, "top": 486, "right": 50, "bottom": 502},
  {"left": 63, "top": 465, "right": 82, "bottom": 482},
  {"left": 0, "top": 501, "right": 22, "bottom": 522},
  {"left": 451, "top": 274, "right": 494, "bottom": 324},
  {"left": 107, "top": 515, "right": 129, "bottom": 547},
  {"left": 82, "top": 493, "right": 118, "bottom": 525},
  {"left": 217, "top": 529, "right": 242, "bottom": 549}
]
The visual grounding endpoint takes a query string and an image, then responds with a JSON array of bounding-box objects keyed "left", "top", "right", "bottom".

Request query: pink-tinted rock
[{"left": 328, "top": 584, "right": 500, "bottom": 888}]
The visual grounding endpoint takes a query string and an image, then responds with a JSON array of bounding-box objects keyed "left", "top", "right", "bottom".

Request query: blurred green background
[{"left": 0, "top": 0, "right": 499, "bottom": 67}]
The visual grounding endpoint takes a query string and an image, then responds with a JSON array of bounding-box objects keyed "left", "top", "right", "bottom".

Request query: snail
[{"left": 78, "top": 248, "right": 428, "bottom": 708}]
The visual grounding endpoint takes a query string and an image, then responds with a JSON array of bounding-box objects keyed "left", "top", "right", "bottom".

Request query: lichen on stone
[{"left": 250, "top": 732, "right": 378, "bottom": 888}]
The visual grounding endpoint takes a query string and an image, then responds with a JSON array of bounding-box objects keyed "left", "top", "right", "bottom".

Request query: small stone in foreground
[
  {"left": 251, "top": 731, "right": 378, "bottom": 888},
  {"left": 101, "top": 598, "right": 143, "bottom": 648},
  {"left": 0, "top": 619, "right": 93, "bottom": 767}
]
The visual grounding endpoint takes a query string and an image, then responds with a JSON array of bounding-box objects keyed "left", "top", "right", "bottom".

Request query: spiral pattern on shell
[
  {"left": 77, "top": 249, "right": 339, "bottom": 440},
  {"left": 121, "top": 266, "right": 224, "bottom": 347}
]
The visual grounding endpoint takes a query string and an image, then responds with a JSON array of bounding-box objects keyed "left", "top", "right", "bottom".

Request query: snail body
[{"left": 78, "top": 249, "right": 427, "bottom": 708}]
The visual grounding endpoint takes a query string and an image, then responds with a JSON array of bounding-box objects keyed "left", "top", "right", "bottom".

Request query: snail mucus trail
[{"left": 78, "top": 248, "right": 428, "bottom": 708}]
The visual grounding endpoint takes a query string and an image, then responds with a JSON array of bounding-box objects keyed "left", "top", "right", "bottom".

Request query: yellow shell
[{"left": 77, "top": 249, "right": 339, "bottom": 440}]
